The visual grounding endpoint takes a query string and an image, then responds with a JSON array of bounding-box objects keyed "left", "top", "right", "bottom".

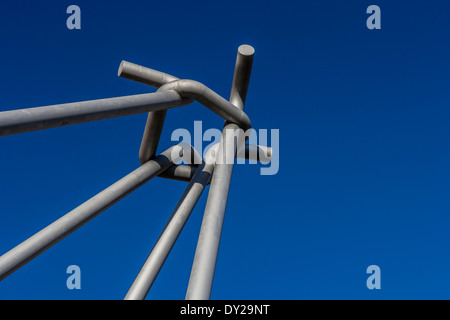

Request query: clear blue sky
[{"left": 0, "top": 0, "right": 449, "bottom": 299}]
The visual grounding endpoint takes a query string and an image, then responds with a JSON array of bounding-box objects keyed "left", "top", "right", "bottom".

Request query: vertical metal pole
[{"left": 185, "top": 45, "right": 254, "bottom": 300}]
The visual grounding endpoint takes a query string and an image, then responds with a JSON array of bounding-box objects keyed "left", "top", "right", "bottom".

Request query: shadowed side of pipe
[{"left": 0, "top": 143, "right": 198, "bottom": 281}]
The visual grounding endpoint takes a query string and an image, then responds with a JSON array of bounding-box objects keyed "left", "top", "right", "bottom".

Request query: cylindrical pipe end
[
  {"left": 238, "top": 44, "right": 255, "bottom": 57},
  {"left": 230, "top": 45, "right": 255, "bottom": 109},
  {"left": 118, "top": 61, "right": 179, "bottom": 88},
  {"left": 118, "top": 60, "right": 127, "bottom": 77}
]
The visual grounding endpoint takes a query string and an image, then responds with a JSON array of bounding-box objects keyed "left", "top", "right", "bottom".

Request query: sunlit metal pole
[
  {"left": 0, "top": 144, "right": 197, "bottom": 281},
  {"left": 0, "top": 45, "right": 267, "bottom": 301},
  {"left": 118, "top": 62, "right": 252, "bottom": 165},
  {"left": 186, "top": 45, "right": 254, "bottom": 300},
  {"left": 124, "top": 146, "right": 217, "bottom": 300},
  {"left": 0, "top": 91, "right": 191, "bottom": 136}
]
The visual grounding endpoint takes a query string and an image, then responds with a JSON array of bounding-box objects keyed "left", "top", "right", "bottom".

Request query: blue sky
[{"left": 0, "top": 0, "right": 449, "bottom": 299}]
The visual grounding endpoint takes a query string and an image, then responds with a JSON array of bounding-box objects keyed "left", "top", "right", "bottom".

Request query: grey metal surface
[
  {"left": 157, "top": 143, "right": 272, "bottom": 184},
  {"left": 124, "top": 146, "right": 217, "bottom": 300},
  {"left": 118, "top": 61, "right": 252, "bottom": 165},
  {"left": 185, "top": 45, "right": 255, "bottom": 300},
  {"left": 118, "top": 61, "right": 182, "bottom": 164},
  {"left": 139, "top": 110, "right": 168, "bottom": 164},
  {"left": 157, "top": 80, "right": 251, "bottom": 131},
  {"left": 0, "top": 44, "right": 269, "bottom": 300},
  {"left": 156, "top": 144, "right": 272, "bottom": 183},
  {"left": 0, "top": 143, "right": 198, "bottom": 281},
  {"left": 0, "top": 91, "right": 191, "bottom": 136},
  {"left": 118, "top": 61, "right": 179, "bottom": 87},
  {"left": 158, "top": 164, "right": 198, "bottom": 183}
]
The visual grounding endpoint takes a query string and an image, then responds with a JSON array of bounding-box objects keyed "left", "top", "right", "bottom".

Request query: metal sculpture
[{"left": 0, "top": 44, "right": 272, "bottom": 300}]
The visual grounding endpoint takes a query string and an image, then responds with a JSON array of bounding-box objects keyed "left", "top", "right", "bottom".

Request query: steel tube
[
  {"left": 138, "top": 110, "right": 168, "bottom": 164},
  {"left": 118, "top": 61, "right": 182, "bottom": 164},
  {"left": 239, "top": 144, "right": 272, "bottom": 163},
  {"left": 157, "top": 80, "right": 251, "bottom": 131},
  {"left": 118, "top": 61, "right": 179, "bottom": 88},
  {"left": 118, "top": 61, "right": 252, "bottom": 164},
  {"left": 156, "top": 144, "right": 271, "bottom": 183},
  {"left": 186, "top": 45, "right": 254, "bottom": 300},
  {"left": 124, "top": 147, "right": 217, "bottom": 300},
  {"left": 0, "top": 91, "right": 192, "bottom": 137},
  {"left": 157, "top": 164, "right": 198, "bottom": 183},
  {"left": 0, "top": 143, "right": 197, "bottom": 281}
]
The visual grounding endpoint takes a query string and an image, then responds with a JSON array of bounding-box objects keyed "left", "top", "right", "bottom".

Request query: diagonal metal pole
[
  {"left": 123, "top": 141, "right": 270, "bottom": 300},
  {"left": 124, "top": 146, "right": 217, "bottom": 300},
  {"left": 118, "top": 62, "right": 253, "bottom": 165},
  {"left": 185, "top": 45, "right": 254, "bottom": 300},
  {"left": 0, "top": 143, "right": 197, "bottom": 281},
  {"left": 0, "top": 91, "right": 192, "bottom": 137},
  {"left": 0, "top": 70, "right": 251, "bottom": 139},
  {"left": 157, "top": 164, "right": 198, "bottom": 183}
]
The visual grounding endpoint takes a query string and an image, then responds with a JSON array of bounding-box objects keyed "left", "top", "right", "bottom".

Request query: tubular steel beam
[
  {"left": 0, "top": 143, "right": 200, "bottom": 281},
  {"left": 124, "top": 146, "right": 217, "bottom": 300},
  {"left": 157, "top": 144, "right": 272, "bottom": 183},
  {"left": 157, "top": 80, "right": 251, "bottom": 131},
  {"left": 118, "top": 61, "right": 252, "bottom": 165},
  {"left": 0, "top": 91, "right": 192, "bottom": 137},
  {"left": 142, "top": 79, "right": 251, "bottom": 165},
  {"left": 139, "top": 110, "right": 168, "bottom": 164},
  {"left": 240, "top": 144, "right": 272, "bottom": 163},
  {"left": 124, "top": 141, "right": 270, "bottom": 299},
  {"left": 118, "top": 61, "right": 181, "bottom": 164},
  {"left": 157, "top": 164, "right": 198, "bottom": 183},
  {"left": 185, "top": 44, "right": 255, "bottom": 300},
  {"left": 118, "top": 61, "right": 179, "bottom": 88}
]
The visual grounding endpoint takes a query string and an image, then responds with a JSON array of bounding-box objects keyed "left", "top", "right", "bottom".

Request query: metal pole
[
  {"left": 118, "top": 61, "right": 180, "bottom": 164},
  {"left": 124, "top": 146, "right": 217, "bottom": 300},
  {"left": 157, "top": 80, "right": 251, "bottom": 132},
  {"left": 156, "top": 144, "right": 272, "bottom": 183},
  {"left": 118, "top": 62, "right": 252, "bottom": 164},
  {"left": 158, "top": 164, "right": 198, "bottom": 183},
  {"left": 0, "top": 143, "right": 197, "bottom": 281},
  {"left": 158, "top": 144, "right": 272, "bottom": 182},
  {"left": 185, "top": 45, "right": 254, "bottom": 300},
  {"left": 118, "top": 61, "right": 179, "bottom": 88},
  {"left": 0, "top": 91, "right": 191, "bottom": 137},
  {"left": 138, "top": 110, "right": 168, "bottom": 164}
]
